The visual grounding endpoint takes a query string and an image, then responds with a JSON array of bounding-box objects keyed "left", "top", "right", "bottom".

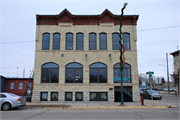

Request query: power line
[{"left": 0, "top": 25, "right": 179, "bottom": 44}]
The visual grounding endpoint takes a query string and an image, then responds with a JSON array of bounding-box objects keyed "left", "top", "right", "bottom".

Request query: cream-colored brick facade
[{"left": 32, "top": 10, "right": 139, "bottom": 103}]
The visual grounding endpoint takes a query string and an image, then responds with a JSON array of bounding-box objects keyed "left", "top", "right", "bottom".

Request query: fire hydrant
[{"left": 140, "top": 96, "right": 144, "bottom": 106}]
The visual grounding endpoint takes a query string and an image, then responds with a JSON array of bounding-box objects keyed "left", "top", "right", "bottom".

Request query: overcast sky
[{"left": 0, "top": 0, "right": 179, "bottom": 81}]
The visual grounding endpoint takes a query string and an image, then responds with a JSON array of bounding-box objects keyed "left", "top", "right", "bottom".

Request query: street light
[
  {"left": 158, "top": 54, "right": 170, "bottom": 93},
  {"left": 119, "top": 2, "right": 128, "bottom": 106}
]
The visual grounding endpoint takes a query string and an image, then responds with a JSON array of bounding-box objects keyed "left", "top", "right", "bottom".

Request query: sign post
[{"left": 146, "top": 71, "right": 154, "bottom": 106}]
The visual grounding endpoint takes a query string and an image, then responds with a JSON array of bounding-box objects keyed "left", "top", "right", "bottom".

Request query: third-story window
[
  {"left": 66, "top": 33, "right": 73, "bottom": 50},
  {"left": 113, "top": 33, "right": 119, "bottom": 50},
  {"left": 100, "top": 33, "right": 107, "bottom": 50},
  {"left": 42, "top": 33, "right": 50, "bottom": 50},
  {"left": 65, "top": 63, "right": 83, "bottom": 83},
  {"left": 41, "top": 63, "right": 59, "bottom": 83},
  {"left": 53, "top": 33, "right": 60, "bottom": 50},
  {"left": 123, "top": 33, "right": 130, "bottom": 50},
  {"left": 90, "top": 63, "right": 107, "bottom": 83},
  {"left": 76, "top": 33, "right": 83, "bottom": 50},
  {"left": 89, "top": 33, "right": 96, "bottom": 50}
]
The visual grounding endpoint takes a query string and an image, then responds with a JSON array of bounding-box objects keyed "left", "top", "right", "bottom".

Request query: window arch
[
  {"left": 113, "top": 63, "right": 131, "bottom": 83},
  {"left": 53, "top": 33, "right": 60, "bottom": 50},
  {"left": 76, "top": 33, "right": 83, "bottom": 50},
  {"left": 90, "top": 62, "right": 107, "bottom": 83},
  {"left": 99, "top": 33, "right": 107, "bottom": 50},
  {"left": 89, "top": 33, "right": 96, "bottom": 50},
  {"left": 112, "top": 33, "right": 119, "bottom": 50},
  {"left": 123, "top": 33, "right": 130, "bottom": 50},
  {"left": 42, "top": 33, "right": 50, "bottom": 50},
  {"left": 65, "top": 63, "right": 83, "bottom": 83},
  {"left": 66, "top": 33, "right": 73, "bottom": 50},
  {"left": 41, "top": 62, "right": 59, "bottom": 83}
]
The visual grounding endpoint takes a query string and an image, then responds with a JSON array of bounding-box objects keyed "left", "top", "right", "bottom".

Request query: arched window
[
  {"left": 42, "top": 33, "right": 50, "bottom": 50},
  {"left": 90, "top": 63, "right": 107, "bottom": 83},
  {"left": 66, "top": 33, "right": 73, "bottom": 50},
  {"left": 112, "top": 33, "right": 119, "bottom": 50},
  {"left": 123, "top": 33, "right": 130, "bottom": 50},
  {"left": 89, "top": 33, "right": 96, "bottom": 50},
  {"left": 41, "top": 63, "right": 59, "bottom": 83},
  {"left": 113, "top": 63, "right": 131, "bottom": 83},
  {"left": 76, "top": 33, "right": 83, "bottom": 50},
  {"left": 99, "top": 33, "right": 107, "bottom": 50},
  {"left": 65, "top": 63, "right": 83, "bottom": 83},
  {"left": 53, "top": 33, "right": 60, "bottom": 50}
]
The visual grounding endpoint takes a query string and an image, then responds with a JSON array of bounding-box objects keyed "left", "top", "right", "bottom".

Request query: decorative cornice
[{"left": 36, "top": 9, "right": 139, "bottom": 25}]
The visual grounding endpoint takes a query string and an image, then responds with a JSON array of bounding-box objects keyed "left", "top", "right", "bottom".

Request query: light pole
[
  {"left": 119, "top": 2, "right": 128, "bottom": 106},
  {"left": 17, "top": 67, "right": 18, "bottom": 78},
  {"left": 158, "top": 54, "right": 170, "bottom": 94}
]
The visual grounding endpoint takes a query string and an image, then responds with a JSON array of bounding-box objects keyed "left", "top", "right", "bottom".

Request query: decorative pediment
[{"left": 58, "top": 9, "right": 73, "bottom": 23}]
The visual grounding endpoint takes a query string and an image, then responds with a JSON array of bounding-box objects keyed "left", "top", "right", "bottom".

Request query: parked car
[
  {"left": 170, "top": 87, "right": 176, "bottom": 92},
  {"left": 163, "top": 88, "right": 168, "bottom": 91},
  {"left": 0, "top": 92, "right": 26, "bottom": 111},
  {"left": 142, "top": 90, "right": 162, "bottom": 100}
]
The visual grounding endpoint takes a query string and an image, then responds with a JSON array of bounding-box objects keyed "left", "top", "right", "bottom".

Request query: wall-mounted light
[
  {"left": 109, "top": 54, "right": 111, "bottom": 61},
  {"left": 85, "top": 54, "right": 87, "bottom": 62},
  {"left": 61, "top": 54, "right": 64, "bottom": 57}
]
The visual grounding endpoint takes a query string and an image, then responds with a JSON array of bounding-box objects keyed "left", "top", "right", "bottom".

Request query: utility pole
[
  {"left": 17, "top": 67, "right": 18, "bottom": 78},
  {"left": 23, "top": 69, "right": 25, "bottom": 78},
  {"left": 166, "top": 53, "right": 170, "bottom": 94}
]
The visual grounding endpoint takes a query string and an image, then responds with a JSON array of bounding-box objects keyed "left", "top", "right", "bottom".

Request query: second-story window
[
  {"left": 76, "top": 33, "right": 83, "bottom": 50},
  {"left": 53, "top": 33, "right": 60, "bottom": 50},
  {"left": 42, "top": 33, "right": 50, "bottom": 50},
  {"left": 100, "top": 33, "right": 107, "bottom": 50},
  {"left": 113, "top": 33, "right": 119, "bottom": 50},
  {"left": 19, "top": 82, "right": 23, "bottom": 89},
  {"left": 66, "top": 33, "right": 73, "bottom": 50},
  {"left": 89, "top": 33, "right": 96, "bottom": 50},
  {"left": 123, "top": 33, "right": 130, "bottom": 50}
]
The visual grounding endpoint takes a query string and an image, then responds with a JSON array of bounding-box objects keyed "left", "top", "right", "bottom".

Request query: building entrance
[{"left": 114, "top": 86, "right": 132, "bottom": 102}]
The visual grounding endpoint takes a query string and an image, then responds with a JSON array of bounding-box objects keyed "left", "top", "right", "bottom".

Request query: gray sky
[{"left": 0, "top": 0, "right": 179, "bottom": 81}]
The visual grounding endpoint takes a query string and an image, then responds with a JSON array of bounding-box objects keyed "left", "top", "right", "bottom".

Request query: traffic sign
[{"left": 146, "top": 72, "right": 154, "bottom": 74}]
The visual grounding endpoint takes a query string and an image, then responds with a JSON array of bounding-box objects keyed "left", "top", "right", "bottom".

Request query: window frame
[
  {"left": 76, "top": 33, "right": 84, "bottom": 50},
  {"left": 65, "top": 63, "right": 83, "bottom": 83},
  {"left": 113, "top": 63, "right": 131, "bottom": 83},
  {"left": 65, "top": 92, "right": 72, "bottom": 101},
  {"left": 75, "top": 92, "right": 83, "bottom": 101},
  {"left": 10, "top": 82, "right": 14, "bottom": 89},
  {"left": 51, "top": 92, "right": 58, "bottom": 101},
  {"left": 112, "top": 33, "right": 119, "bottom": 50},
  {"left": 53, "top": 33, "right": 60, "bottom": 50},
  {"left": 89, "top": 33, "right": 96, "bottom": 50},
  {"left": 40, "top": 92, "right": 48, "bottom": 101},
  {"left": 89, "top": 63, "right": 107, "bottom": 83},
  {"left": 41, "top": 62, "right": 59, "bottom": 83},
  {"left": 123, "top": 33, "right": 130, "bottom": 50},
  {"left": 99, "top": 33, "right": 107, "bottom": 50},
  {"left": 66, "top": 33, "right": 73, "bottom": 50},
  {"left": 19, "top": 82, "right": 23, "bottom": 89},
  {"left": 42, "top": 33, "right": 50, "bottom": 50},
  {"left": 90, "top": 92, "right": 108, "bottom": 101}
]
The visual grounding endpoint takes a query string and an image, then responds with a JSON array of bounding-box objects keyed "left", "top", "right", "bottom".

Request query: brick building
[{"left": 32, "top": 9, "right": 139, "bottom": 103}]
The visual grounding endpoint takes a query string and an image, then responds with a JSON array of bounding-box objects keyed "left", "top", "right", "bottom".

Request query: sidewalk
[{"left": 25, "top": 99, "right": 171, "bottom": 109}]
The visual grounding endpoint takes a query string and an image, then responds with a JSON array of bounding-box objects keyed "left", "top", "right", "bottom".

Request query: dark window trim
[
  {"left": 113, "top": 62, "right": 131, "bottom": 83},
  {"left": 123, "top": 32, "right": 130, "bottom": 50},
  {"left": 90, "top": 92, "right": 108, "bottom": 101},
  {"left": 41, "top": 62, "right": 59, "bottom": 83},
  {"left": 76, "top": 33, "right": 84, "bottom": 50},
  {"left": 89, "top": 62, "right": 107, "bottom": 83},
  {"left": 112, "top": 32, "right": 119, "bottom": 50},
  {"left": 51, "top": 92, "right": 58, "bottom": 101},
  {"left": 42, "top": 33, "right": 50, "bottom": 50},
  {"left": 65, "top": 92, "right": 72, "bottom": 101},
  {"left": 40, "top": 92, "right": 48, "bottom": 101},
  {"left": 65, "top": 62, "right": 83, "bottom": 83},
  {"left": 10, "top": 82, "right": 14, "bottom": 89},
  {"left": 53, "top": 33, "right": 60, "bottom": 50},
  {"left": 90, "top": 92, "right": 97, "bottom": 101},
  {"left": 89, "top": 32, "right": 96, "bottom": 50},
  {"left": 66, "top": 33, "right": 73, "bottom": 50},
  {"left": 75, "top": 92, "right": 83, "bottom": 101},
  {"left": 99, "top": 32, "right": 107, "bottom": 50}
]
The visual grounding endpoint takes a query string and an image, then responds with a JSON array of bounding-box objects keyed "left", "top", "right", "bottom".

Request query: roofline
[
  {"left": 170, "top": 50, "right": 180, "bottom": 55},
  {"left": 6, "top": 78, "right": 33, "bottom": 80}
]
